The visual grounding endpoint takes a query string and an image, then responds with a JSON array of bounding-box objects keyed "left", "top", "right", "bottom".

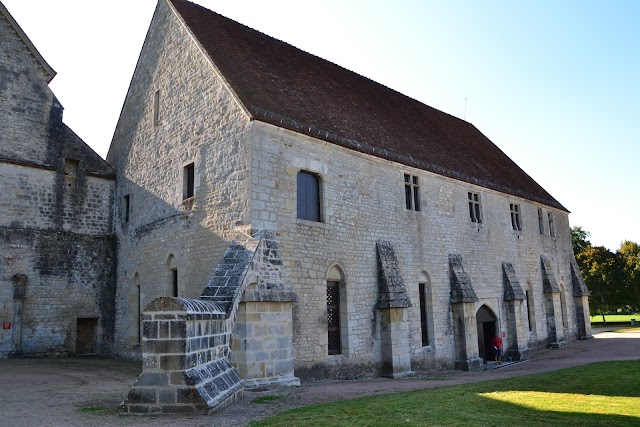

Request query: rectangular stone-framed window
[
  {"left": 537, "top": 208, "right": 544, "bottom": 234},
  {"left": 510, "top": 203, "right": 522, "bottom": 231},
  {"left": 404, "top": 173, "right": 420, "bottom": 211},
  {"left": 123, "top": 194, "right": 130, "bottom": 223},
  {"left": 297, "top": 170, "right": 321, "bottom": 222},
  {"left": 468, "top": 192, "right": 481, "bottom": 223},
  {"left": 183, "top": 163, "right": 194, "bottom": 200},
  {"left": 153, "top": 90, "right": 160, "bottom": 125},
  {"left": 548, "top": 212, "right": 555, "bottom": 237}
]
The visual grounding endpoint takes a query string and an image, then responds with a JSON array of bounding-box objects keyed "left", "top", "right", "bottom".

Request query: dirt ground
[{"left": 1, "top": 327, "right": 638, "bottom": 427}]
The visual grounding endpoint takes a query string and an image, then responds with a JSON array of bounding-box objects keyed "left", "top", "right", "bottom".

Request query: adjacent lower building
[{"left": 0, "top": 2, "right": 116, "bottom": 358}]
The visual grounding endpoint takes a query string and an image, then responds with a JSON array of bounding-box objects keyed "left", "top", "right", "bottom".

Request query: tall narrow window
[
  {"left": 419, "top": 283, "right": 429, "bottom": 346},
  {"left": 510, "top": 203, "right": 522, "bottom": 231},
  {"left": 327, "top": 281, "right": 341, "bottom": 355},
  {"left": 468, "top": 192, "right": 481, "bottom": 223},
  {"left": 297, "top": 171, "right": 321, "bottom": 222},
  {"left": 123, "top": 194, "right": 130, "bottom": 223},
  {"left": 404, "top": 174, "right": 420, "bottom": 211},
  {"left": 183, "top": 163, "right": 194, "bottom": 200},
  {"left": 526, "top": 291, "right": 533, "bottom": 331},
  {"left": 137, "top": 284, "right": 141, "bottom": 343},
  {"left": 548, "top": 212, "right": 555, "bottom": 237},
  {"left": 172, "top": 269, "right": 178, "bottom": 297},
  {"left": 537, "top": 208, "right": 544, "bottom": 234},
  {"left": 153, "top": 90, "right": 160, "bottom": 125}
]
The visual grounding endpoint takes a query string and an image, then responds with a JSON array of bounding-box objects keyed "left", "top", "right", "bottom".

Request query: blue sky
[{"left": 4, "top": 0, "right": 639, "bottom": 250}]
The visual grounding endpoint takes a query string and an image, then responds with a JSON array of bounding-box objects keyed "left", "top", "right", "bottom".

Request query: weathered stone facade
[
  {"left": 0, "top": 3, "right": 115, "bottom": 358},
  {"left": 2, "top": 0, "right": 592, "bottom": 414},
  {"left": 105, "top": 2, "right": 591, "bottom": 400}
]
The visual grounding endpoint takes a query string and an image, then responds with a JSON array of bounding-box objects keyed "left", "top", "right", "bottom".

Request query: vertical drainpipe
[{"left": 12, "top": 274, "right": 27, "bottom": 354}]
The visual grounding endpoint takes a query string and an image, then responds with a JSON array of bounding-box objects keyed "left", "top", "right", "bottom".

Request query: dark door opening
[
  {"left": 76, "top": 318, "right": 98, "bottom": 354},
  {"left": 476, "top": 305, "right": 497, "bottom": 363}
]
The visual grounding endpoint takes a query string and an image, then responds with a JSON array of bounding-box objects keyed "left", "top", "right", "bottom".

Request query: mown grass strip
[{"left": 252, "top": 361, "right": 640, "bottom": 427}]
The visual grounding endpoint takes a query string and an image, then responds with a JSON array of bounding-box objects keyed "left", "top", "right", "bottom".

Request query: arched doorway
[{"left": 476, "top": 305, "right": 497, "bottom": 363}]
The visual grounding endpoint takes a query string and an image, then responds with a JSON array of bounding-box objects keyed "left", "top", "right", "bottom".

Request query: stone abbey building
[{"left": 2, "top": 0, "right": 591, "bottom": 412}]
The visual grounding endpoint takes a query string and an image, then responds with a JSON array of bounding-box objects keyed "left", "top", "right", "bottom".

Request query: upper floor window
[
  {"left": 510, "top": 203, "right": 522, "bottom": 231},
  {"left": 468, "top": 192, "right": 481, "bottom": 223},
  {"left": 153, "top": 90, "right": 160, "bottom": 125},
  {"left": 183, "top": 163, "right": 194, "bottom": 200},
  {"left": 297, "top": 171, "right": 321, "bottom": 222},
  {"left": 537, "top": 208, "right": 544, "bottom": 234},
  {"left": 548, "top": 212, "right": 555, "bottom": 237},
  {"left": 404, "top": 174, "right": 420, "bottom": 211}
]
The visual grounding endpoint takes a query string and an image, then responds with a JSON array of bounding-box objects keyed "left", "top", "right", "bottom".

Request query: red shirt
[{"left": 491, "top": 336, "right": 502, "bottom": 349}]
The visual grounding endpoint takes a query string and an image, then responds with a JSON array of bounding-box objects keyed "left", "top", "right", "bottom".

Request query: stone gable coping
[
  {"left": 376, "top": 241, "right": 412, "bottom": 309},
  {"left": 502, "top": 262, "right": 526, "bottom": 301},
  {"left": 449, "top": 254, "right": 479, "bottom": 303},
  {"left": 570, "top": 259, "right": 590, "bottom": 297},
  {"left": 540, "top": 256, "right": 560, "bottom": 294}
]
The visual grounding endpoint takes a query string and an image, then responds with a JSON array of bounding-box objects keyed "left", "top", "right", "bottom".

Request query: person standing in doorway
[{"left": 492, "top": 334, "right": 503, "bottom": 364}]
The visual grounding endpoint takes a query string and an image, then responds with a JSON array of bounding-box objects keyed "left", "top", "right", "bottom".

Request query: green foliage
[
  {"left": 572, "top": 227, "right": 640, "bottom": 317},
  {"left": 578, "top": 245, "right": 620, "bottom": 320},
  {"left": 253, "top": 361, "right": 640, "bottom": 427},
  {"left": 571, "top": 226, "right": 591, "bottom": 257}
]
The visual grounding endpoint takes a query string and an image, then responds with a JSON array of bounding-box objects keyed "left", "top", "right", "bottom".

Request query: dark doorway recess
[
  {"left": 76, "top": 318, "right": 99, "bottom": 354},
  {"left": 476, "top": 305, "right": 497, "bottom": 363}
]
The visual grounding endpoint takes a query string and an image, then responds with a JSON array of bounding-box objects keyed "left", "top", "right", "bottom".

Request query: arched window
[
  {"left": 327, "top": 265, "right": 346, "bottom": 355},
  {"left": 418, "top": 271, "right": 433, "bottom": 347},
  {"left": 297, "top": 171, "right": 321, "bottom": 222}
]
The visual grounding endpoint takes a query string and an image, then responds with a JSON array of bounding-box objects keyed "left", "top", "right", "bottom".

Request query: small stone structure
[{"left": 120, "top": 230, "right": 297, "bottom": 413}]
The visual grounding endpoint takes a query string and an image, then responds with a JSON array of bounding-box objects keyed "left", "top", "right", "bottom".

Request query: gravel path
[{"left": 1, "top": 328, "right": 638, "bottom": 427}]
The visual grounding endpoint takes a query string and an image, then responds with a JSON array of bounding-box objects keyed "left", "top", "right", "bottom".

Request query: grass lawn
[
  {"left": 590, "top": 314, "right": 640, "bottom": 324},
  {"left": 252, "top": 361, "right": 640, "bottom": 427}
]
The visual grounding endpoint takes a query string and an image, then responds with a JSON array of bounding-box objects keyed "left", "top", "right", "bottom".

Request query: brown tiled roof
[{"left": 169, "top": 0, "right": 566, "bottom": 211}]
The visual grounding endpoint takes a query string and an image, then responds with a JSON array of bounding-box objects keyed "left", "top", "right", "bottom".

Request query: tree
[
  {"left": 571, "top": 226, "right": 591, "bottom": 257},
  {"left": 618, "top": 241, "right": 640, "bottom": 313},
  {"left": 578, "top": 245, "right": 618, "bottom": 323}
]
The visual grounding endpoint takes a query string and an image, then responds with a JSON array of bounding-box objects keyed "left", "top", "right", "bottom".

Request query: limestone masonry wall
[
  {"left": 108, "top": 0, "right": 252, "bottom": 357},
  {"left": 248, "top": 121, "right": 582, "bottom": 377}
]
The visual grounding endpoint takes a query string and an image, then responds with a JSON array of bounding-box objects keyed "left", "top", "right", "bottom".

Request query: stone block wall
[
  {"left": 121, "top": 230, "right": 298, "bottom": 413},
  {"left": 120, "top": 297, "right": 243, "bottom": 414},
  {"left": 107, "top": 0, "right": 253, "bottom": 357},
  {"left": 248, "top": 121, "right": 583, "bottom": 376}
]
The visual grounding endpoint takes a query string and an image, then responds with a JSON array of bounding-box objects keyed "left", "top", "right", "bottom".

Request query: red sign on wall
[{"left": 2, "top": 322, "right": 10, "bottom": 330}]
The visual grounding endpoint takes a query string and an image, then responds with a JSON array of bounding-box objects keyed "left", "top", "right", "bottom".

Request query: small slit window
[
  {"left": 183, "top": 163, "right": 194, "bottom": 200},
  {"left": 123, "top": 194, "right": 130, "bottom": 223},
  {"left": 404, "top": 173, "right": 420, "bottom": 211},
  {"left": 153, "top": 90, "right": 160, "bottom": 125}
]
